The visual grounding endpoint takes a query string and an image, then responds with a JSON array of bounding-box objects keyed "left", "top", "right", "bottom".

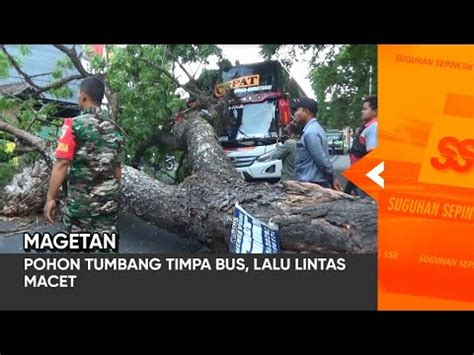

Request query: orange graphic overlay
[{"left": 344, "top": 45, "right": 474, "bottom": 310}]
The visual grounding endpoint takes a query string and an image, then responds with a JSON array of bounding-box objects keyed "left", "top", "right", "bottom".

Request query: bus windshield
[{"left": 225, "top": 100, "right": 278, "bottom": 142}]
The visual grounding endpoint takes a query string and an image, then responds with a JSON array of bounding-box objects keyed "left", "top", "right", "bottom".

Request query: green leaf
[
  {"left": 18, "top": 45, "right": 31, "bottom": 56},
  {"left": 49, "top": 85, "right": 73, "bottom": 99},
  {"left": 309, "top": 44, "right": 376, "bottom": 129},
  {"left": 0, "top": 95, "right": 17, "bottom": 110},
  {"left": 55, "top": 57, "right": 75, "bottom": 71},
  {"left": 0, "top": 52, "right": 10, "bottom": 78}
]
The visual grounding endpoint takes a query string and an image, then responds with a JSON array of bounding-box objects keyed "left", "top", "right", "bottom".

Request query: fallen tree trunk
[
  {"left": 1, "top": 161, "right": 51, "bottom": 217},
  {"left": 121, "top": 166, "right": 376, "bottom": 253},
  {"left": 0, "top": 109, "right": 377, "bottom": 254}
]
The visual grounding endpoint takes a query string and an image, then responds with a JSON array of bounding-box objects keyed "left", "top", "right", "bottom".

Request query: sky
[{"left": 175, "top": 45, "right": 316, "bottom": 99}]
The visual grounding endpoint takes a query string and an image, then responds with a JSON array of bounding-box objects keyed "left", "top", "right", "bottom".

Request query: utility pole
[{"left": 369, "top": 64, "right": 373, "bottom": 96}]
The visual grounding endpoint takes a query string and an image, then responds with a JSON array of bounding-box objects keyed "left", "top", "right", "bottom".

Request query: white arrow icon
[{"left": 366, "top": 161, "right": 384, "bottom": 188}]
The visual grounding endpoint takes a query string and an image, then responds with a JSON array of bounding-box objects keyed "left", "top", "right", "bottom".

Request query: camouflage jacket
[{"left": 54, "top": 107, "right": 124, "bottom": 218}]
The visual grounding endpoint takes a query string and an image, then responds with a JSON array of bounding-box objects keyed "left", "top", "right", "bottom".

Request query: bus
[{"left": 216, "top": 60, "right": 306, "bottom": 181}]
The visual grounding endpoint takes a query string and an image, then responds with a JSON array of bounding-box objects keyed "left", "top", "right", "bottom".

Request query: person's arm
[
  {"left": 270, "top": 142, "right": 290, "bottom": 160},
  {"left": 44, "top": 159, "right": 70, "bottom": 222},
  {"left": 46, "top": 159, "right": 70, "bottom": 201},
  {"left": 303, "top": 132, "right": 334, "bottom": 178},
  {"left": 257, "top": 142, "right": 289, "bottom": 162}
]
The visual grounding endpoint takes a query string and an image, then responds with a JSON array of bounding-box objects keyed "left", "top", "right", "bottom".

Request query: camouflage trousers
[{"left": 63, "top": 211, "right": 119, "bottom": 234}]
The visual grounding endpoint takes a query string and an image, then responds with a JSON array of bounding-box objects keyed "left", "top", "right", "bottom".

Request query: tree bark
[{"left": 0, "top": 109, "right": 377, "bottom": 254}]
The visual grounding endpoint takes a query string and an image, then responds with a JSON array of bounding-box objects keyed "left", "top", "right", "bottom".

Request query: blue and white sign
[{"left": 229, "top": 202, "right": 280, "bottom": 254}]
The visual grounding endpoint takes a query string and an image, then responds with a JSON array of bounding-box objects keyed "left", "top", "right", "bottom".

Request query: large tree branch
[
  {"left": 1, "top": 46, "right": 42, "bottom": 91},
  {"left": 0, "top": 118, "right": 51, "bottom": 166},
  {"left": 1, "top": 46, "right": 85, "bottom": 96},
  {"left": 53, "top": 45, "right": 89, "bottom": 77},
  {"left": 136, "top": 57, "right": 209, "bottom": 103},
  {"left": 137, "top": 58, "right": 180, "bottom": 86},
  {"left": 167, "top": 52, "right": 195, "bottom": 81},
  {"left": 172, "top": 110, "right": 241, "bottom": 182},
  {"left": 0, "top": 119, "right": 46, "bottom": 150},
  {"left": 166, "top": 53, "right": 210, "bottom": 100},
  {"left": 29, "top": 72, "right": 53, "bottom": 79},
  {"left": 38, "top": 74, "right": 85, "bottom": 94}
]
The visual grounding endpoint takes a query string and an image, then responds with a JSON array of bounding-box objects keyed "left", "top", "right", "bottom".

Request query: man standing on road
[
  {"left": 43, "top": 76, "right": 125, "bottom": 234},
  {"left": 344, "top": 96, "right": 378, "bottom": 196},
  {"left": 293, "top": 98, "right": 339, "bottom": 190}
]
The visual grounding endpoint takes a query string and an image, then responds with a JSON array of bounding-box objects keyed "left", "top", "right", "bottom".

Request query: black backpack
[{"left": 349, "top": 125, "right": 367, "bottom": 158}]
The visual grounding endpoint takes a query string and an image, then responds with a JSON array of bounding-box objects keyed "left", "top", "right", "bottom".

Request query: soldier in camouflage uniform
[{"left": 44, "top": 76, "right": 124, "bottom": 234}]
